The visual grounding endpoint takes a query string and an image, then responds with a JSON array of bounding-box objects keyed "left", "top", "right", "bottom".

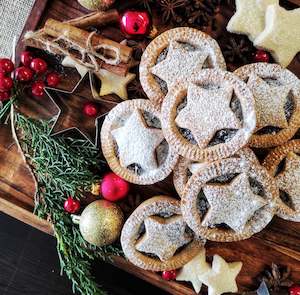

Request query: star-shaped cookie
[
  {"left": 227, "top": 0, "right": 278, "bottom": 41},
  {"left": 175, "top": 84, "right": 241, "bottom": 148},
  {"left": 135, "top": 215, "right": 192, "bottom": 261},
  {"left": 198, "top": 255, "right": 242, "bottom": 295},
  {"left": 112, "top": 110, "right": 164, "bottom": 171},
  {"left": 247, "top": 74, "right": 291, "bottom": 130},
  {"left": 176, "top": 249, "right": 210, "bottom": 293},
  {"left": 276, "top": 152, "right": 300, "bottom": 210},
  {"left": 151, "top": 41, "right": 208, "bottom": 89},
  {"left": 202, "top": 173, "right": 267, "bottom": 232},
  {"left": 95, "top": 69, "right": 136, "bottom": 100},
  {"left": 254, "top": 4, "right": 300, "bottom": 67}
]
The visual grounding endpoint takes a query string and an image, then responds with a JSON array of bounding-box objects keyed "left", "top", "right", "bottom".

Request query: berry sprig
[{"left": 0, "top": 51, "right": 61, "bottom": 121}]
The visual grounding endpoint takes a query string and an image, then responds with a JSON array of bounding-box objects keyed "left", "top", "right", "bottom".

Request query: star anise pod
[
  {"left": 158, "top": 0, "right": 186, "bottom": 24},
  {"left": 128, "top": 79, "right": 147, "bottom": 99}
]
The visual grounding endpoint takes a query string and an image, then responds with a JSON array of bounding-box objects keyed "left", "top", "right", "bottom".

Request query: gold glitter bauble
[{"left": 79, "top": 200, "right": 124, "bottom": 247}]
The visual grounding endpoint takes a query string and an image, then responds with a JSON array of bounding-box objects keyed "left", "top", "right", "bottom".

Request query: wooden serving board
[{"left": 1, "top": 0, "right": 300, "bottom": 294}]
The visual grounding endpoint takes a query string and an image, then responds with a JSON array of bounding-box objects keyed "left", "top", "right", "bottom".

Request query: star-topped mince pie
[
  {"left": 121, "top": 196, "right": 205, "bottom": 271},
  {"left": 139, "top": 27, "right": 226, "bottom": 106},
  {"left": 181, "top": 157, "right": 278, "bottom": 241},
  {"left": 101, "top": 99, "right": 179, "bottom": 185},
  {"left": 235, "top": 63, "right": 300, "bottom": 148},
  {"left": 263, "top": 140, "right": 300, "bottom": 221},
  {"left": 161, "top": 69, "right": 256, "bottom": 162}
]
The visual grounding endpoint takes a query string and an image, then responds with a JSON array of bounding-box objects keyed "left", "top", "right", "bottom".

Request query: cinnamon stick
[
  {"left": 65, "top": 9, "right": 119, "bottom": 28},
  {"left": 44, "top": 19, "right": 132, "bottom": 64}
]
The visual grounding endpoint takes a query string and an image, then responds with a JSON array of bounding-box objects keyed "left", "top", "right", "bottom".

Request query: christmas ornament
[
  {"left": 120, "top": 11, "right": 151, "bottom": 36},
  {"left": 0, "top": 91, "right": 11, "bottom": 101},
  {"left": 64, "top": 197, "right": 81, "bottom": 214},
  {"left": 0, "top": 58, "right": 14, "bottom": 74},
  {"left": 73, "top": 200, "right": 124, "bottom": 247},
  {"left": 78, "top": 0, "right": 115, "bottom": 11},
  {"left": 31, "top": 80, "right": 45, "bottom": 97},
  {"left": 101, "top": 172, "right": 129, "bottom": 202},
  {"left": 290, "top": 285, "right": 300, "bottom": 295},
  {"left": 162, "top": 270, "right": 177, "bottom": 281},
  {"left": 46, "top": 72, "right": 61, "bottom": 87},
  {"left": 253, "top": 49, "right": 270, "bottom": 63},
  {"left": 30, "top": 58, "right": 48, "bottom": 74},
  {"left": 0, "top": 74, "right": 13, "bottom": 91},
  {"left": 83, "top": 102, "right": 98, "bottom": 117},
  {"left": 176, "top": 249, "right": 210, "bottom": 293},
  {"left": 15, "top": 66, "right": 34, "bottom": 82},
  {"left": 20, "top": 51, "right": 33, "bottom": 67},
  {"left": 91, "top": 182, "right": 101, "bottom": 196}
]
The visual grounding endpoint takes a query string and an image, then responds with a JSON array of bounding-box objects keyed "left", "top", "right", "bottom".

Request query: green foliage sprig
[{"left": 15, "top": 113, "right": 122, "bottom": 295}]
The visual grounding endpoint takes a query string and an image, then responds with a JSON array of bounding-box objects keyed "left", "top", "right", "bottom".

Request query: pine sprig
[{"left": 15, "top": 113, "right": 122, "bottom": 295}]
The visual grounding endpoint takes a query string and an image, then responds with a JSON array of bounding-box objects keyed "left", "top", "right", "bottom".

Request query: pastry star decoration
[
  {"left": 202, "top": 173, "right": 267, "bottom": 232},
  {"left": 135, "top": 215, "right": 191, "bottom": 261},
  {"left": 254, "top": 4, "right": 300, "bottom": 67},
  {"left": 198, "top": 255, "right": 243, "bottom": 295},
  {"left": 176, "top": 84, "right": 241, "bottom": 148},
  {"left": 276, "top": 152, "right": 300, "bottom": 211},
  {"left": 112, "top": 110, "right": 164, "bottom": 170},
  {"left": 227, "top": 0, "right": 278, "bottom": 41},
  {"left": 176, "top": 249, "right": 210, "bottom": 293},
  {"left": 247, "top": 74, "right": 291, "bottom": 130},
  {"left": 151, "top": 41, "right": 208, "bottom": 89},
  {"left": 95, "top": 69, "right": 135, "bottom": 100}
]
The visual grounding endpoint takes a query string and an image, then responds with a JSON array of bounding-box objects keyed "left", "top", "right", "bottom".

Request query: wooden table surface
[{"left": 1, "top": 0, "right": 300, "bottom": 294}]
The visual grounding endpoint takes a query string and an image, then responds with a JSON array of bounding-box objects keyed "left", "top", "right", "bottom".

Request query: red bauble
[
  {"left": 0, "top": 75, "right": 13, "bottom": 91},
  {"left": 254, "top": 49, "right": 270, "bottom": 63},
  {"left": 101, "top": 172, "right": 129, "bottom": 202},
  {"left": 20, "top": 51, "right": 34, "bottom": 67},
  {"left": 83, "top": 102, "right": 98, "bottom": 117},
  {"left": 46, "top": 72, "right": 61, "bottom": 87},
  {"left": 31, "top": 80, "right": 45, "bottom": 97},
  {"left": 15, "top": 66, "right": 34, "bottom": 82},
  {"left": 162, "top": 270, "right": 177, "bottom": 281},
  {"left": 30, "top": 58, "right": 48, "bottom": 74},
  {"left": 0, "top": 58, "right": 14, "bottom": 74},
  {"left": 290, "top": 285, "right": 300, "bottom": 295},
  {"left": 0, "top": 90, "right": 11, "bottom": 101},
  {"left": 120, "top": 11, "right": 151, "bottom": 36},
  {"left": 64, "top": 197, "right": 81, "bottom": 214}
]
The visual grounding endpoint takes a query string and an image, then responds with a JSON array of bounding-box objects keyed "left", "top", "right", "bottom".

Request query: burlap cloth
[{"left": 0, "top": 0, "right": 35, "bottom": 57}]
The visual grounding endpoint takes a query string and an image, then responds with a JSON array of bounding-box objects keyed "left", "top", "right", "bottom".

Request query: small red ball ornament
[
  {"left": 83, "top": 102, "right": 98, "bottom": 117},
  {"left": 15, "top": 66, "right": 34, "bottom": 82},
  {"left": 0, "top": 91, "right": 11, "bottom": 101},
  {"left": 64, "top": 197, "right": 81, "bottom": 214},
  {"left": 120, "top": 11, "right": 151, "bottom": 36},
  {"left": 290, "top": 285, "right": 300, "bottom": 295},
  {"left": 101, "top": 172, "right": 129, "bottom": 202},
  {"left": 30, "top": 58, "right": 48, "bottom": 74},
  {"left": 0, "top": 58, "right": 14, "bottom": 74},
  {"left": 0, "top": 75, "right": 13, "bottom": 91},
  {"left": 46, "top": 72, "right": 61, "bottom": 87},
  {"left": 20, "top": 51, "right": 34, "bottom": 67},
  {"left": 253, "top": 49, "right": 270, "bottom": 63},
  {"left": 31, "top": 80, "right": 45, "bottom": 97},
  {"left": 162, "top": 270, "right": 177, "bottom": 281}
]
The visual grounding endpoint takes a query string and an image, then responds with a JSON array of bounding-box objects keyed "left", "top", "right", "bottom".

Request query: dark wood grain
[{"left": 1, "top": 0, "right": 300, "bottom": 294}]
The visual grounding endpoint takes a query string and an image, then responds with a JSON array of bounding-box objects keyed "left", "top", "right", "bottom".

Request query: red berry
[
  {"left": 83, "top": 102, "right": 98, "bottom": 117},
  {"left": 290, "top": 285, "right": 300, "bottom": 295},
  {"left": 253, "top": 50, "right": 270, "bottom": 63},
  {"left": 162, "top": 270, "right": 177, "bottom": 281},
  {"left": 0, "top": 58, "right": 14, "bottom": 74},
  {"left": 15, "top": 66, "right": 34, "bottom": 82},
  {"left": 20, "top": 51, "right": 34, "bottom": 67},
  {"left": 101, "top": 172, "right": 129, "bottom": 202},
  {"left": 30, "top": 58, "right": 48, "bottom": 74},
  {"left": 0, "top": 75, "right": 13, "bottom": 91},
  {"left": 120, "top": 11, "right": 151, "bottom": 36},
  {"left": 64, "top": 197, "right": 81, "bottom": 214},
  {"left": 46, "top": 72, "right": 61, "bottom": 87},
  {"left": 31, "top": 80, "right": 45, "bottom": 97},
  {"left": 0, "top": 90, "right": 11, "bottom": 101}
]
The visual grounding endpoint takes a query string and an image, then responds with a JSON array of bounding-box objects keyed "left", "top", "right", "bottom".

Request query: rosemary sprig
[{"left": 15, "top": 113, "right": 122, "bottom": 295}]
